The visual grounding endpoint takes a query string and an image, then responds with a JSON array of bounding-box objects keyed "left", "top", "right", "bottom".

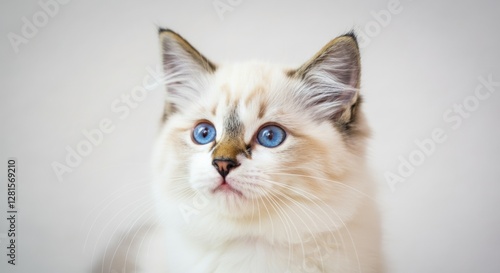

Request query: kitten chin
[{"left": 149, "top": 29, "right": 384, "bottom": 273}]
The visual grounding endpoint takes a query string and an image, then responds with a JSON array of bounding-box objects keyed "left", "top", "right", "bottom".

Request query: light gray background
[{"left": 1, "top": 0, "right": 500, "bottom": 272}]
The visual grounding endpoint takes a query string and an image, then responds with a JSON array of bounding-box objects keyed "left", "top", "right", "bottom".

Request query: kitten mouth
[{"left": 213, "top": 181, "right": 243, "bottom": 197}]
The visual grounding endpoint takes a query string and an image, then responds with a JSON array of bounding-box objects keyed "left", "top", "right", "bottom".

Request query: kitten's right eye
[{"left": 192, "top": 122, "right": 216, "bottom": 145}]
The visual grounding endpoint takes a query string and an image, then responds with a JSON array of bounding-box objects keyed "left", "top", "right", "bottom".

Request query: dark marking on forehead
[
  {"left": 211, "top": 104, "right": 217, "bottom": 116},
  {"left": 224, "top": 105, "right": 242, "bottom": 137},
  {"left": 244, "top": 85, "right": 264, "bottom": 106},
  {"left": 258, "top": 101, "right": 267, "bottom": 119},
  {"left": 244, "top": 85, "right": 268, "bottom": 120},
  {"left": 219, "top": 84, "right": 233, "bottom": 106},
  {"left": 212, "top": 105, "right": 251, "bottom": 161}
]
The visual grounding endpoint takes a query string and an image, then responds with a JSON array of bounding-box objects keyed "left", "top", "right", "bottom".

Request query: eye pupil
[{"left": 266, "top": 131, "right": 273, "bottom": 140}]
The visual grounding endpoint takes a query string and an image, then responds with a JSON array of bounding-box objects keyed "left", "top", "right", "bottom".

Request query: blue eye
[
  {"left": 257, "top": 125, "right": 286, "bottom": 148},
  {"left": 192, "top": 122, "right": 216, "bottom": 145}
]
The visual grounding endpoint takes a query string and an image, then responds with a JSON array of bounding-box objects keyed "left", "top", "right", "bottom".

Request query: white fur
[{"left": 151, "top": 60, "right": 383, "bottom": 272}]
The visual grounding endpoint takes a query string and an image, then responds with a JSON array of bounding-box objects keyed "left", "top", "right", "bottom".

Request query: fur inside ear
[
  {"left": 288, "top": 33, "right": 361, "bottom": 125},
  {"left": 159, "top": 29, "right": 217, "bottom": 119}
]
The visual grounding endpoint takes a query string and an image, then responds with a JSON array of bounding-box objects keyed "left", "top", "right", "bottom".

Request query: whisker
[
  {"left": 265, "top": 190, "right": 306, "bottom": 269},
  {"left": 258, "top": 194, "right": 274, "bottom": 242},
  {"left": 261, "top": 190, "right": 296, "bottom": 267},
  {"left": 266, "top": 171, "right": 375, "bottom": 201},
  {"left": 264, "top": 179, "right": 362, "bottom": 272},
  {"left": 266, "top": 185, "right": 338, "bottom": 271}
]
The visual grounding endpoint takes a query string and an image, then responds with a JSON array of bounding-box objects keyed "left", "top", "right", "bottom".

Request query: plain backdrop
[{"left": 1, "top": 0, "right": 500, "bottom": 272}]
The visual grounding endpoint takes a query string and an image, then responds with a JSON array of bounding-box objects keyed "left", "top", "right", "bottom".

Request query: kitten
[{"left": 152, "top": 29, "right": 383, "bottom": 273}]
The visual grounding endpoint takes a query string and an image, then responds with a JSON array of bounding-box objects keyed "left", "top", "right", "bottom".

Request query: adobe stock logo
[
  {"left": 357, "top": 0, "right": 407, "bottom": 49},
  {"left": 7, "top": 0, "right": 72, "bottom": 54},
  {"left": 385, "top": 74, "right": 499, "bottom": 192},
  {"left": 51, "top": 65, "right": 166, "bottom": 183},
  {"left": 213, "top": 0, "right": 243, "bottom": 21}
]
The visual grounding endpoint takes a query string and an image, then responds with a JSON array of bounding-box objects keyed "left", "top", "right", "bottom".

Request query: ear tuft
[
  {"left": 158, "top": 27, "right": 168, "bottom": 34},
  {"left": 159, "top": 29, "right": 216, "bottom": 119},
  {"left": 159, "top": 29, "right": 217, "bottom": 75},
  {"left": 289, "top": 33, "right": 361, "bottom": 124}
]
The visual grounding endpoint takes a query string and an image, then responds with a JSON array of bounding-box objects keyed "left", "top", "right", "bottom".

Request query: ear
[
  {"left": 288, "top": 33, "right": 361, "bottom": 125},
  {"left": 159, "top": 28, "right": 217, "bottom": 119}
]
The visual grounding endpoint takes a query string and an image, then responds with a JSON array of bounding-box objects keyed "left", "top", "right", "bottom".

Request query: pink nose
[{"left": 212, "top": 158, "right": 239, "bottom": 178}]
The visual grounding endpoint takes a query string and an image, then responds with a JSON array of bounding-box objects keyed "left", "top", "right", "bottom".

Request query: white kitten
[{"left": 151, "top": 29, "right": 383, "bottom": 273}]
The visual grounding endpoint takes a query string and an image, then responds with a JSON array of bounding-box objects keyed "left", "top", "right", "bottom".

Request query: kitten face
[{"left": 154, "top": 30, "right": 370, "bottom": 230}]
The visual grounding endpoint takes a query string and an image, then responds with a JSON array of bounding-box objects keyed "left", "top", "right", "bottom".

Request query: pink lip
[{"left": 214, "top": 181, "right": 243, "bottom": 196}]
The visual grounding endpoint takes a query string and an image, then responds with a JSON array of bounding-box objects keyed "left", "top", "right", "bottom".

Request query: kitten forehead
[
  {"left": 211, "top": 62, "right": 289, "bottom": 121},
  {"left": 214, "top": 62, "right": 283, "bottom": 100}
]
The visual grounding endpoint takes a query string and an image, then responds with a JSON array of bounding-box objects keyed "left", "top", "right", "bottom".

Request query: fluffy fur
[{"left": 152, "top": 29, "right": 383, "bottom": 273}]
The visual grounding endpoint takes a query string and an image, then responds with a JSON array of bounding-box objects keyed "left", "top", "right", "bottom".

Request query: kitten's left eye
[
  {"left": 257, "top": 125, "right": 286, "bottom": 148},
  {"left": 192, "top": 122, "right": 216, "bottom": 145}
]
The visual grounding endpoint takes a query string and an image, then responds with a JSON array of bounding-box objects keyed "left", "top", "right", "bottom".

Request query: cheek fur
[
  {"left": 254, "top": 123, "right": 351, "bottom": 201},
  {"left": 188, "top": 152, "right": 220, "bottom": 190},
  {"left": 155, "top": 119, "right": 212, "bottom": 189}
]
